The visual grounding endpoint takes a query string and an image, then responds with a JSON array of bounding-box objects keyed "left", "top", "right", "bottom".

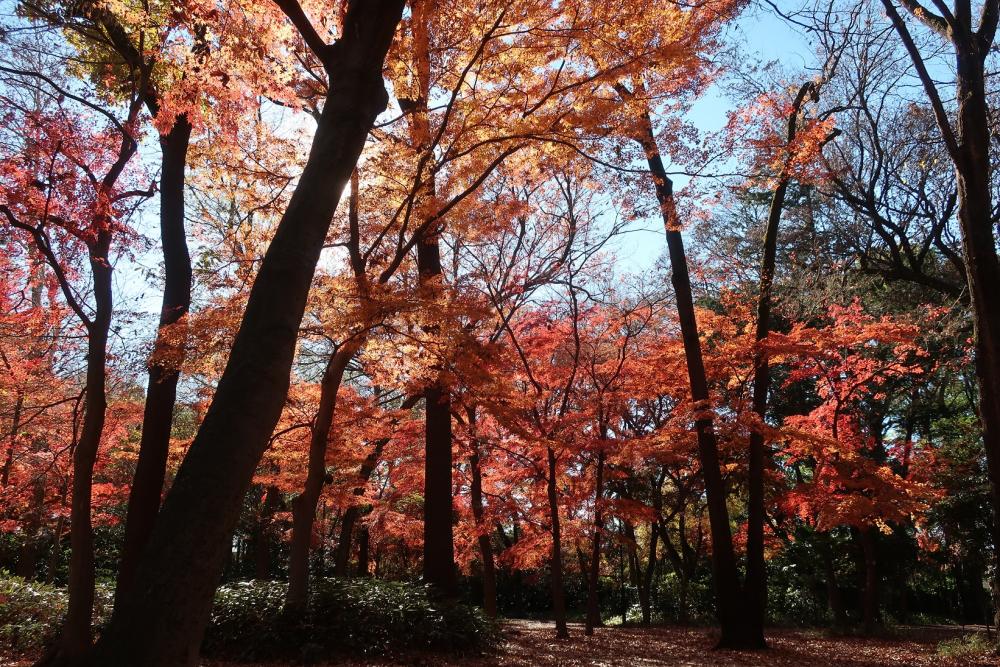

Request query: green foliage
[
  {"left": 0, "top": 572, "right": 112, "bottom": 655},
  {"left": 936, "top": 633, "right": 997, "bottom": 661},
  {"left": 203, "top": 578, "right": 501, "bottom": 662}
]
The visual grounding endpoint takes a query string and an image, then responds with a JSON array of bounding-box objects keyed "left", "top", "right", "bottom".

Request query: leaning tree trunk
[
  {"left": 547, "top": 446, "right": 569, "bottom": 638},
  {"left": 59, "top": 233, "right": 113, "bottom": 660},
  {"left": 117, "top": 115, "right": 193, "bottom": 602},
  {"left": 286, "top": 342, "right": 358, "bottom": 611},
  {"left": 585, "top": 450, "right": 605, "bottom": 635},
  {"left": 632, "top": 106, "right": 760, "bottom": 648},
  {"left": 91, "top": 5, "right": 405, "bottom": 664}
]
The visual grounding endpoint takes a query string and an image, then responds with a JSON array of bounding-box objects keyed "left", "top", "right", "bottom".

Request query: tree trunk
[
  {"left": 468, "top": 409, "right": 497, "bottom": 617},
  {"left": 954, "top": 51, "right": 1000, "bottom": 635},
  {"left": 117, "top": 116, "right": 193, "bottom": 602},
  {"left": 60, "top": 234, "right": 113, "bottom": 660},
  {"left": 406, "top": 0, "right": 456, "bottom": 599},
  {"left": 91, "top": 6, "right": 404, "bottom": 664},
  {"left": 356, "top": 525, "right": 370, "bottom": 576},
  {"left": 639, "top": 522, "right": 659, "bottom": 626},
  {"left": 585, "top": 451, "right": 605, "bottom": 635},
  {"left": 860, "top": 527, "right": 879, "bottom": 634},
  {"left": 884, "top": 0, "right": 1000, "bottom": 632},
  {"left": 16, "top": 479, "right": 45, "bottom": 580},
  {"left": 822, "top": 538, "right": 847, "bottom": 628},
  {"left": 333, "top": 505, "right": 360, "bottom": 577},
  {"left": 547, "top": 447, "right": 569, "bottom": 638},
  {"left": 286, "top": 343, "right": 358, "bottom": 610},
  {"left": 742, "top": 82, "right": 816, "bottom": 646},
  {"left": 631, "top": 104, "right": 759, "bottom": 648}
]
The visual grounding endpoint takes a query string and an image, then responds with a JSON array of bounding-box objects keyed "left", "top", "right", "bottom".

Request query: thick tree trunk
[
  {"left": 59, "top": 235, "right": 113, "bottom": 660},
  {"left": 884, "top": 1, "right": 1000, "bottom": 632},
  {"left": 822, "top": 538, "right": 847, "bottom": 628},
  {"left": 117, "top": 116, "right": 193, "bottom": 602},
  {"left": 286, "top": 343, "right": 358, "bottom": 610},
  {"left": 585, "top": 451, "right": 605, "bottom": 635},
  {"left": 91, "top": 6, "right": 404, "bottom": 664},
  {"left": 633, "top": 108, "right": 760, "bottom": 648},
  {"left": 468, "top": 409, "right": 497, "bottom": 617},
  {"left": 406, "top": 0, "right": 456, "bottom": 599},
  {"left": 860, "top": 527, "right": 879, "bottom": 634},
  {"left": 356, "top": 525, "right": 370, "bottom": 576},
  {"left": 547, "top": 447, "right": 569, "bottom": 638},
  {"left": 953, "top": 51, "right": 1000, "bottom": 633}
]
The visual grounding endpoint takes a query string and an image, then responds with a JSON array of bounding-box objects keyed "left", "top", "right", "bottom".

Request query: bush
[
  {"left": 203, "top": 578, "right": 501, "bottom": 662},
  {"left": 937, "top": 633, "right": 996, "bottom": 661},
  {"left": 0, "top": 572, "right": 112, "bottom": 655}
]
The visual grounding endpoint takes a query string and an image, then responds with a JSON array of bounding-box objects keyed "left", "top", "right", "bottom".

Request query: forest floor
[
  {"left": 3, "top": 621, "right": 994, "bottom": 666},
  {"left": 201, "top": 620, "right": 997, "bottom": 667}
]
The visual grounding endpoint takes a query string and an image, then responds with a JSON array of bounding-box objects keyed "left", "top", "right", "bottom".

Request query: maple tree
[{"left": 0, "top": 1, "right": 997, "bottom": 665}]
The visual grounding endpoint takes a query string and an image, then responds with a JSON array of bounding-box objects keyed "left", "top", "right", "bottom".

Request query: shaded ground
[{"left": 198, "top": 620, "right": 997, "bottom": 666}]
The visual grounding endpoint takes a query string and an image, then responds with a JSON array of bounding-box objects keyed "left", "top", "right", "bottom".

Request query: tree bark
[
  {"left": 286, "top": 342, "right": 358, "bottom": 610},
  {"left": 468, "top": 407, "right": 497, "bottom": 617},
  {"left": 116, "top": 116, "right": 193, "bottom": 602},
  {"left": 60, "top": 232, "right": 113, "bottom": 659},
  {"left": 631, "top": 104, "right": 761, "bottom": 648},
  {"left": 742, "top": 82, "right": 816, "bottom": 647},
  {"left": 585, "top": 451, "right": 605, "bottom": 635},
  {"left": 547, "top": 447, "right": 569, "bottom": 638},
  {"left": 91, "top": 5, "right": 404, "bottom": 664},
  {"left": 860, "top": 527, "right": 879, "bottom": 634},
  {"left": 882, "top": 0, "right": 1000, "bottom": 630}
]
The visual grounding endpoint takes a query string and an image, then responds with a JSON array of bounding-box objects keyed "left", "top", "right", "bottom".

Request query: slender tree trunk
[
  {"left": 547, "top": 447, "right": 569, "bottom": 638},
  {"left": 60, "top": 235, "right": 113, "bottom": 659},
  {"left": 116, "top": 116, "right": 193, "bottom": 602},
  {"left": 639, "top": 522, "right": 659, "bottom": 626},
  {"left": 252, "top": 486, "right": 280, "bottom": 580},
  {"left": 742, "top": 82, "right": 814, "bottom": 643},
  {"left": 46, "top": 514, "right": 64, "bottom": 585},
  {"left": 16, "top": 479, "right": 45, "bottom": 580},
  {"left": 333, "top": 506, "right": 360, "bottom": 577},
  {"left": 631, "top": 104, "right": 759, "bottom": 648},
  {"left": 468, "top": 407, "right": 497, "bottom": 617},
  {"left": 585, "top": 451, "right": 605, "bottom": 635},
  {"left": 333, "top": 429, "right": 403, "bottom": 577},
  {"left": 286, "top": 342, "right": 358, "bottom": 610},
  {"left": 91, "top": 6, "right": 404, "bottom": 664}
]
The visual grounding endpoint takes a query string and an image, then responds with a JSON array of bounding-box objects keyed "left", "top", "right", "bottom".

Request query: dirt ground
[{"left": 202, "top": 620, "right": 998, "bottom": 667}]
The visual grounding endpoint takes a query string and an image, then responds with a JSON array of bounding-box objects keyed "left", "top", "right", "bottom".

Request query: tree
[
  {"left": 879, "top": 0, "right": 1000, "bottom": 627},
  {"left": 90, "top": 2, "right": 405, "bottom": 664}
]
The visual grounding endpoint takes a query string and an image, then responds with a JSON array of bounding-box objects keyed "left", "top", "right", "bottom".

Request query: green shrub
[
  {"left": 0, "top": 572, "right": 112, "bottom": 655},
  {"left": 203, "top": 578, "right": 500, "bottom": 662},
  {"left": 937, "top": 633, "right": 996, "bottom": 661}
]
